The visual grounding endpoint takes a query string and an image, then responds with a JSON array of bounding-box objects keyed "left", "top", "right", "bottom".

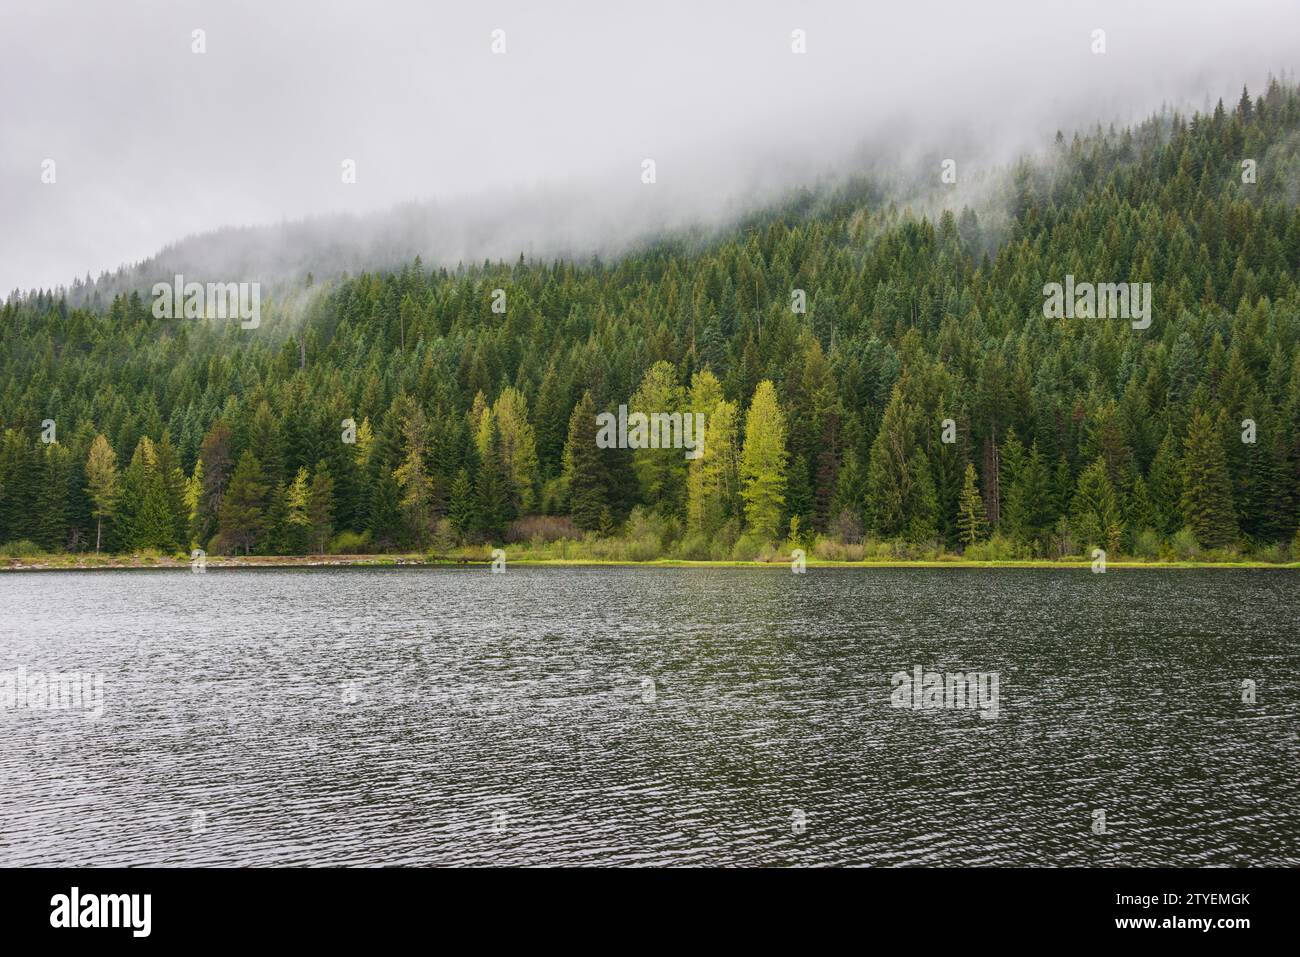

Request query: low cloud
[{"left": 2, "top": 0, "right": 1297, "bottom": 296}]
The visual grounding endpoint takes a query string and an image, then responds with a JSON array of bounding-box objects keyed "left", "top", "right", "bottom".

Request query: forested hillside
[{"left": 4, "top": 81, "right": 1300, "bottom": 562}]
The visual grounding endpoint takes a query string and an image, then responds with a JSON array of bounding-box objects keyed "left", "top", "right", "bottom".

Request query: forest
[{"left": 2, "top": 81, "right": 1300, "bottom": 564}]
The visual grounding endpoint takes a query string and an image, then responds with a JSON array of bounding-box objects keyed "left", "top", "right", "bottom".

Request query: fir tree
[
  {"left": 218, "top": 451, "right": 269, "bottom": 555},
  {"left": 308, "top": 461, "right": 335, "bottom": 554},
  {"left": 1071, "top": 457, "right": 1123, "bottom": 552},
  {"left": 563, "top": 392, "right": 607, "bottom": 532},
  {"left": 84, "top": 434, "right": 120, "bottom": 554},
  {"left": 739, "top": 380, "right": 788, "bottom": 539},
  {"left": 1180, "top": 410, "right": 1239, "bottom": 548},
  {"left": 957, "top": 462, "right": 987, "bottom": 546}
]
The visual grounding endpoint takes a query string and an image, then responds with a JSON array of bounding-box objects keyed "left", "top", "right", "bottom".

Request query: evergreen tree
[
  {"left": 84, "top": 434, "right": 120, "bottom": 553},
  {"left": 1147, "top": 432, "right": 1184, "bottom": 534},
  {"left": 476, "top": 415, "right": 514, "bottom": 540},
  {"left": 308, "top": 461, "right": 335, "bottom": 554},
  {"left": 284, "top": 466, "right": 312, "bottom": 554},
  {"left": 35, "top": 443, "right": 72, "bottom": 552},
  {"left": 957, "top": 462, "right": 987, "bottom": 546},
  {"left": 1180, "top": 410, "right": 1239, "bottom": 548},
  {"left": 563, "top": 392, "right": 607, "bottom": 532},
  {"left": 631, "top": 361, "right": 689, "bottom": 516},
  {"left": 1071, "top": 457, "right": 1123, "bottom": 552},
  {"left": 448, "top": 467, "right": 479, "bottom": 537},
  {"left": 739, "top": 380, "right": 788, "bottom": 539},
  {"left": 867, "top": 387, "right": 937, "bottom": 541},
  {"left": 218, "top": 451, "right": 269, "bottom": 555},
  {"left": 367, "top": 464, "right": 403, "bottom": 550}
]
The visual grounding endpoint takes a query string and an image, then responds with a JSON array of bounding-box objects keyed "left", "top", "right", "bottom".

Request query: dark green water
[{"left": 1, "top": 566, "right": 1296, "bottom": 866}]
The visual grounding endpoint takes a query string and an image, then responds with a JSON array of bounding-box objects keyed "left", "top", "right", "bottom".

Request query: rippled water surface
[{"left": 1, "top": 566, "right": 1297, "bottom": 866}]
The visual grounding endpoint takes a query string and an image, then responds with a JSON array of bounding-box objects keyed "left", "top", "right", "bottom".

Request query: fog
[{"left": 2, "top": 0, "right": 1298, "bottom": 298}]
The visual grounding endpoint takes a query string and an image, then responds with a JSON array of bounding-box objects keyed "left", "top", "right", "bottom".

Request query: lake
[{"left": 1, "top": 566, "right": 1297, "bottom": 866}]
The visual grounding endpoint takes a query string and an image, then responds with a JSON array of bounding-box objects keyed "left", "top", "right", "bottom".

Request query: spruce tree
[
  {"left": 218, "top": 451, "right": 269, "bottom": 555},
  {"left": 1180, "top": 410, "right": 1239, "bottom": 548},
  {"left": 308, "top": 461, "right": 335, "bottom": 554},
  {"left": 957, "top": 462, "right": 987, "bottom": 546},
  {"left": 562, "top": 392, "right": 607, "bottom": 532},
  {"left": 739, "top": 380, "right": 788, "bottom": 539},
  {"left": 1071, "top": 457, "right": 1123, "bottom": 552},
  {"left": 476, "top": 417, "right": 514, "bottom": 540},
  {"left": 85, "top": 434, "right": 120, "bottom": 554}
]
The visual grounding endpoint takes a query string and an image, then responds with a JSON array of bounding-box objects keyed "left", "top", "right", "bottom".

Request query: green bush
[
  {"left": 1167, "top": 527, "right": 1201, "bottom": 561},
  {"left": 1, "top": 540, "right": 40, "bottom": 558},
  {"left": 812, "top": 537, "right": 865, "bottom": 562},
  {"left": 962, "top": 532, "right": 1027, "bottom": 562},
  {"left": 331, "top": 529, "right": 372, "bottom": 554},
  {"left": 730, "top": 532, "right": 774, "bottom": 562},
  {"left": 1130, "top": 527, "right": 1163, "bottom": 560},
  {"left": 1251, "top": 541, "right": 1286, "bottom": 564}
]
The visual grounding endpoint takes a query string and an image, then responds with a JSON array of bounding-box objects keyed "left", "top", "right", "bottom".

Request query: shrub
[
  {"left": 675, "top": 532, "right": 713, "bottom": 561},
  {"left": 506, "top": 514, "right": 580, "bottom": 545},
  {"left": 731, "top": 532, "right": 775, "bottom": 561},
  {"left": 1, "top": 540, "right": 40, "bottom": 558},
  {"left": 1130, "top": 527, "right": 1162, "bottom": 560},
  {"left": 963, "top": 532, "right": 1028, "bottom": 562},
  {"left": 331, "top": 529, "right": 372, "bottom": 554},
  {"left": 1167, "top": 527, "right": 1201, "bottom": 561},
  {"left": 812, "top": 537, "right": 864, "bottom": 562},
  {"left": 1251, "top": 541, "right": 1286, "bottom": 564},
  {"left": 829, "top": 509, "right": 864, "bottom": 545}
]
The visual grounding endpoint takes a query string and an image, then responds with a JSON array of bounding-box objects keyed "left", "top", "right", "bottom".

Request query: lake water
[{"left": 1, "top": 566, "right": 1297, "bottom": 866}]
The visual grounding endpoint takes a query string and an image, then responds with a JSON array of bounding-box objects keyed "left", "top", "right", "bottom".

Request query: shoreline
[{"left": 2, "top": 553, "right": 1296, "bottom": 572}]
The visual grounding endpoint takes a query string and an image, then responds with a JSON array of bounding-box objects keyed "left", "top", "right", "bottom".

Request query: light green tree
[{"left": 740, "top": 380, "right": 788, "bottom": 538}]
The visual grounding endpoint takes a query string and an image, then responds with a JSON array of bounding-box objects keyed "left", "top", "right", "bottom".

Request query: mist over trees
[{"left": 3, "top": 81, "right": 1300, "bottom": 561}]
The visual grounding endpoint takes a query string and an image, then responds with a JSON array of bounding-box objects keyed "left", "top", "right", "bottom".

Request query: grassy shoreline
[{"left": 2, "top": 552, "right": 1296, "bottom": 572}]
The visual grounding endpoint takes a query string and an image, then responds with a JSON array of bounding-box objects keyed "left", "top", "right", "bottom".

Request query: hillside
[{"left": 3, "top": 80, "right": 1300, "bottom": 563}]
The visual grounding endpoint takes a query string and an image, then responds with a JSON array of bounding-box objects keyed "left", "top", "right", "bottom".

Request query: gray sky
[{"left": 2, "top": 0, "right": 1298, "bottom": 295}]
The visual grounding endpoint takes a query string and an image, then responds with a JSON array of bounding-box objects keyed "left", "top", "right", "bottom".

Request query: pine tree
[
  {"left": 85, "top": 434, "right": 120, "bottom": 553},
  {"left": 1147, "top": 432, "right": 1183, "bottom": 534},
  {"left": 1125, "top": 470, "right": 1158, "bottom": 541},
  {"left": 562, "top": 392, "right": 607, "bottom": 532},
  {"left": 476, "top": 416, "right": 514, "bottom": 540},
  {"left": 687, "top": 398, "right": 739, "bottom": 538},
  {"left": 1180, "top": 410, "right": 1238, "bottom": 548},
  {"left": 739, "top": 380, "right": 788, "bottom": 539},
  {"left": 308, "top": 461, "right": 335, "bottom": 554},
  {"left": 1003, "top": 441, "right": 1053, "bottom": 549},
  {"left": 957, "top": 462, "right": 987, "bottom": 546},
  {"left": 631, "top": 361, "right": 689, "bottom": 516},
  {"left": 367, "top": 464, "right": 403, "bottom": 550},
  {"left": 196, "top": 421, "right": 234, "bottom": 547},
  {"left": 155, "top": 432, "right": 189, "bottom": 550},
  {"left": 394, "top": 447, "right": 433, "bottom": 549},
  {"left": 491, "top": 387, "right": 540, "bottom": 514},
  {"left": 866, "top": 387, "right": 935, "bottom": 541},
  {"left": 35, "top": 443, "right": 72, "bottom": 552},
  {"left": 448, "top": 467, "right": 478, "bottom": 537},
  {"left": 1071, "top": 457, "right": 1123, "bottom": 552},
  {"left": 284, "top": 466, "right": 312, "bottom": 554},
  {"left": 218, "top": 451, "right": 269, "bottom": 555}
]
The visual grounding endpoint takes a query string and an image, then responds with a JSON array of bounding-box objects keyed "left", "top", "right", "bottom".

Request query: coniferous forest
[{"left": 4, "top": 81, "right": 1300, "bottom": 564}]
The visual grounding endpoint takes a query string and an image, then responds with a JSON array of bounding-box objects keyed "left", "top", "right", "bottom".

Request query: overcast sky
[{"left": 2, "top": 0, "right": 1299, "bottom": 294}]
